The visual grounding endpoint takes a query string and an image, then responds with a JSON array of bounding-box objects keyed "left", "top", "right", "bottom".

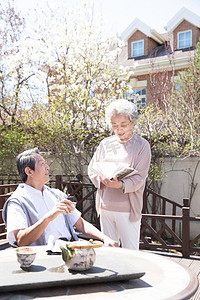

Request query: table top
[
  {"left": 0, "top": 245, "right": 145, "bottom": 292},
  {"left": 0, "top": 246, "right": 198, "bottom": 300}
]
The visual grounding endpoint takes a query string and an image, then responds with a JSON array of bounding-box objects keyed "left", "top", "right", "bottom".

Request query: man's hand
[
  {"left": 75, "top": 217, "right": 119, "bottom": 248},
  {"left": 14, "top": 199, "right": 76, "bottom": 247},
  {"left": 47, "top": 199, "right": 75, "bottom": 221},
  {"left": 102, "top": 236, "right": 119, "bottom": 247}
]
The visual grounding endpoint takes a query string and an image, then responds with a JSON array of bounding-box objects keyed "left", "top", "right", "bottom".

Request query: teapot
[{"left": 60, "top": 239, "right": 103, "bottom": 271}]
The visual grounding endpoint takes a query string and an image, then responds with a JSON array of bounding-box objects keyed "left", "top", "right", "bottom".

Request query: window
[
  {"left": 178, "top": 30, "right": 192, "bottom": 49},
  {"left": 126, "top": 88, "right": 146, "bottom": 114},
  {"left": 131, "top": 40, "right": 144, "bottom": 57},
  {"left": 175, "top": 83, "right": 181, "bottom": 91}
]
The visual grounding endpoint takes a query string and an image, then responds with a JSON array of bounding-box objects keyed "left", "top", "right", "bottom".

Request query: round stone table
[{"left": 0, "top": 246, "right": 198, "bottom": 300}]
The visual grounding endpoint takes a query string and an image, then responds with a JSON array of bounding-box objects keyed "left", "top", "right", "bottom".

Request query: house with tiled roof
[{"left": 118, "top": 7, "right": 200, "bottom": 110}]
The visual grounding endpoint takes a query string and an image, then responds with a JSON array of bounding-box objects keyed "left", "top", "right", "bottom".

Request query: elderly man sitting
[{"left": 3, "top": 148, "right": 118, "bottom": 248}]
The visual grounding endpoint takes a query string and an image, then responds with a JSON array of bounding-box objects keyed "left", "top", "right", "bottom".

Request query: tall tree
[
  {"left": 0, "top": 0, "right": 36, "bottom": 124},
  {"left": 1, "top": 1, "right": 132, "bottom": 176}
]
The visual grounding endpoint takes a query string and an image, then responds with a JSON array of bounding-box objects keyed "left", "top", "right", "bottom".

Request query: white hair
[{"left": 105, "top": 99, "right": 138, "bottom": 129}]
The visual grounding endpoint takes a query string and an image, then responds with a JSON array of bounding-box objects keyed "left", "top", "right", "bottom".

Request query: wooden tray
[{"left": 0, "top": 246, "right": 145, "bottom": 293}]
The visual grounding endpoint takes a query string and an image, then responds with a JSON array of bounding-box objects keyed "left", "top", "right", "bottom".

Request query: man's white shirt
[{"left": 6, "top": 184, "right": 81, "bottom": 245}]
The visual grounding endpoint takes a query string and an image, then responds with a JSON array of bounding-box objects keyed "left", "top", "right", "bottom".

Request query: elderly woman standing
[{"left": 88, "top": 99, "right": 151, "bottom": 250}]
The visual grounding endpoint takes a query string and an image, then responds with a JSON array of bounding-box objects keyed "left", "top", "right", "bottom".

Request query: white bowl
[{"left": 16, "top": 247, "right": 36, "bottom": 268}]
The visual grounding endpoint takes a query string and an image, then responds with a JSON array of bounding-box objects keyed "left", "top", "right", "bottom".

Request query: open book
[{"left": 89, "top": 162, "right": 137, "bottom": 180}]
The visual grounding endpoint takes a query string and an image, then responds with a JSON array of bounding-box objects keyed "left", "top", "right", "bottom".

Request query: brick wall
[
  {"left": 173, "top": 20, "right": 200, "bottom": 50},
  {"left": 127, "top": 30, "right": 159, "bottom": 58}
]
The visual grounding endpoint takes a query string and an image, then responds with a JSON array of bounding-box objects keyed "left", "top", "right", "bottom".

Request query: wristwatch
[{"left": 118, "top": 180, "right": 125, "bottom": 191}]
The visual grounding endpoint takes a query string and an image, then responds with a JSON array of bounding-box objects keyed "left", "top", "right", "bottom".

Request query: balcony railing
[{"left": 0, "top": 175, "right": 200, "bottom": 258}]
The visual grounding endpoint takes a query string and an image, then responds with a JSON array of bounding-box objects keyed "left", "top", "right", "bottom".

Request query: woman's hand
[{"left": 100, "top": 176, "right": 123, "bottom": 189}]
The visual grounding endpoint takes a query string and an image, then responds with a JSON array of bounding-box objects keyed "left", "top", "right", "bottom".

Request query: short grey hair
[
  {"left": 16, "top": 148, "right": 40, "bottom": 183},
  {"left": 105, "top": 99, "right": 138, "bottom": 129}
]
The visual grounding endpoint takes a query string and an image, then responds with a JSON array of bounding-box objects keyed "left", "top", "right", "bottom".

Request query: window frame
[
  {"left": 131, "top": 39, "right": 144, "bottom": 57},
  {"left": 177, "top": 30, "right": 192, "bottom": 49},
  {"left": 126, "top": 88, "right": 146, "bottom": 114}
]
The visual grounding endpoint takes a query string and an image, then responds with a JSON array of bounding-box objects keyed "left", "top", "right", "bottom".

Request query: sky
[{"left": 12, "top": 0, "right": 200, "bottom": 36}]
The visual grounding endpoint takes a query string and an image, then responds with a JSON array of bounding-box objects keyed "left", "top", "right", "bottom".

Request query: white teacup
[{"left": 16, "top": 247, "right": 36, "bottom": 268}]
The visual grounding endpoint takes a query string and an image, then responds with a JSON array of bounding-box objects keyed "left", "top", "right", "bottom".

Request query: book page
[{"left": 89, "top": 162, "right": 137, "bottom": 179}]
